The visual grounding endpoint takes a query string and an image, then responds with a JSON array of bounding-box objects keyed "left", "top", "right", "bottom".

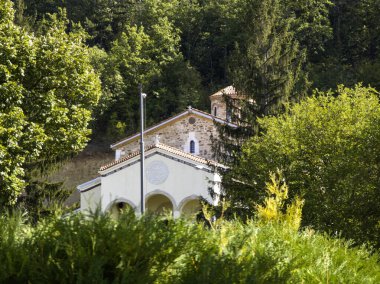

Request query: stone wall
[
  {"left": 210, "top": 96, "right": 227, "bottom": 121},
  {"left": 117, "top": 113, "right": 218, "bottom": 161}
]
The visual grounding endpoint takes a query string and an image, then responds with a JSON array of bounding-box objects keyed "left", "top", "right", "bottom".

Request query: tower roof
[{"left": 209, "top": 86, "right": 236, "bottom": 98}]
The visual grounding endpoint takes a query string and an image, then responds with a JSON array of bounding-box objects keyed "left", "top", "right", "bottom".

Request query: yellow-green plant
[
  {"left": 202, "top": 198, "right": 230, "bottom": 230},
  {"left": 256, "top": 171, "right": 304, "bottom": 230}
]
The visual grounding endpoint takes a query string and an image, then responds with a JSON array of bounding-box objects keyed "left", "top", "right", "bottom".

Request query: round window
[{"left": 189, "top": 117, "right": 196, "bottom": 124}]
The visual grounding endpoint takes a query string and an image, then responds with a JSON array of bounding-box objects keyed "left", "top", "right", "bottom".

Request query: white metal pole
[{"left": 139, "top": 84, "right": 145, "bottom": 214}]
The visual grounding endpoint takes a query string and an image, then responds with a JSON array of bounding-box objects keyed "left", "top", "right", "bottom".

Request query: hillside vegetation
[
  {"left": 13, "top": 0, "right": 380, "bottom": 141},
  {"left": 1, "top": 0, "right": 380, "bottom": 274}
]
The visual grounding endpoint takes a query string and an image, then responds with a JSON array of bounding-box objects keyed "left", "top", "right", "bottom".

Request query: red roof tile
[
  {"left": 100, "top": 142, "right": 226, "bottom": 172},
  {"left": 209, "top": 85, "right": 237, "bottom": 98}
]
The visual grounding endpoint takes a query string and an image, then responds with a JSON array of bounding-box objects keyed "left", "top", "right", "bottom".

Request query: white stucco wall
[
  {"left": 80, "top": 185, "right": 101, "bottom": 213},
  {"left": 95, "top": 149, "right": 220, "bottom": 216}
]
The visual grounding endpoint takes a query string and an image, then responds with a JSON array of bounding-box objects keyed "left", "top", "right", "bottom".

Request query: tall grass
[{"left": 0, "top": 209, "right": 379, "bottom": 283}]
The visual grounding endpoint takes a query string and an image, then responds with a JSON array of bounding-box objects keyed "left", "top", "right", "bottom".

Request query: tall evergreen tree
[{"left": 213, "top": 0, "right": 309, "bottom": 164}]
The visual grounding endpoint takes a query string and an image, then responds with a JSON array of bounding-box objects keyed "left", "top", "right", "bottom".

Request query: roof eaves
[
  {"left": 100, "top": 142, "right": 226, "bottom": 173},
  {"left": 155, "top": 143, "right": 225, "bottom": 168},
  {"left": 191, "top": 108, "right": 237, "bottom": 127},
  {"left": 100, "top": 145, "right": 154, "bottom": 172},
  {"left": 110, "top": 108, "right": 236, "bottom": 150},
  {"left": 77, "top": 177, "right": 101, "bottom": 192},
  {"left": 110, "top": 110, "right": 189, "bottom": 149}
]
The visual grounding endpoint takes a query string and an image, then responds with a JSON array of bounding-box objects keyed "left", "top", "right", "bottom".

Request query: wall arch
[
  {"left": 178, "top": 195, "right": 202, "bottom": 216},
  {"left": 145, "top": 190, "right": 177, "bottom": 214},
  {"left": 145, "top": 190, "right": 177, "bottom": 208},
  {"left": 105, "top": 198, "right": 137, "bottom": 218}
]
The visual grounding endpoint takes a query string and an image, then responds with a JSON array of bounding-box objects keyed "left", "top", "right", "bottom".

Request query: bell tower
[{"left": 209, "top": 86, "right": 236, "bottom": 121}]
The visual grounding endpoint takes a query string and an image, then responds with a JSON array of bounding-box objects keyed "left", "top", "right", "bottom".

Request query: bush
[
  {"left": 0, "top": 209, "right": 379, "bottom": 283},
  {"left": 225, "top": 85, "right": 380, "bottom": 247}
]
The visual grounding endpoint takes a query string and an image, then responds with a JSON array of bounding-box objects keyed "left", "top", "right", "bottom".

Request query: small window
[
  {"left": 214, "top": 106, "right": 217, "bottom": 116},
  {"left": 226, "top": 108, "right": 232, "bottom": 122},
  {"left": 190, "top": 140, "right": 195, "bottom": 154}
]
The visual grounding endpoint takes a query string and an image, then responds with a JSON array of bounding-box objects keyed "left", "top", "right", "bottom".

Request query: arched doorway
[
  {"left": 108, "top": 200, "right": 134, "bottom": 219},
  {"left": 180, "top": 198, "right": 202, "bottom": 216},
  {"left": 145, "top": 194, "right": 173, "bottom": 215}
]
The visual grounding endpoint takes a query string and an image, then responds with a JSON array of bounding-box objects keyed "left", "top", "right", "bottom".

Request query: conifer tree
[{"left": 213, "top": 0, "right": 309, "bottom": 164}]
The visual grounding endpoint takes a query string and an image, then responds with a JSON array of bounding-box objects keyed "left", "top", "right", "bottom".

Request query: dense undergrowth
[
  {"left": 0, "top": 209, "right": 379, "bottom": 283},
  {"left": 1, "top": 175, "right": 379, "bottom": 283}
]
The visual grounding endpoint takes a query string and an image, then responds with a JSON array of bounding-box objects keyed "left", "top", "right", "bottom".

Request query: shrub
[
  {"left": 225, "top": 85, "right": 380, "bottom": 247},
  {"left": 0, "top": 209, "right": 379, "bottom": 283}
]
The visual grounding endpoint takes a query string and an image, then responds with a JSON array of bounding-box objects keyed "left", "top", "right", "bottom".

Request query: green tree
[
  {"left": 283, "top": 0, "right": 332, "bottom": 58},
  {"left": 225, "top": 85, "right": 380, "bottom": 247},
  {"left": 92, "top": 22, "right": 180, "bottom": 139},
  {"left": 172, "top": 0, "right": 331, "bottom": 90},
  {"left": 91, "top": 13, "right": 204, "bottom": 141},
  {"left": 213, "top": 0, "right": 310, "bottom": 164},
  {"left": 0, "top": 1, "right": 101, "bottom": 208},
  {"left": 172, "top": 0, "right": 243, "bottom": 88},
  {"left": 20, "top": 0, "right": 181, "bottom": 50},
  {"left": 309, "top": 0, "right": 380, "bottom": 91},
  {"left": 231, "top": 0, "right": 308, "bottom": 116}
]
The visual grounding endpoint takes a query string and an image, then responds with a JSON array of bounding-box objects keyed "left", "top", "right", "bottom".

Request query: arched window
[
  {"left": 214, "top": 106, "right": 217, "bottom": 116},
  {"left": 190, "top": 140, "right": 195, "bottom": 154}
]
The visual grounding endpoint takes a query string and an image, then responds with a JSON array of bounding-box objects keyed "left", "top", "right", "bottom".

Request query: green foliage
[
  {"left": 225, "top": 85, "right": 380, "bottom": 247},
  {"left": 256, "top": 171, "right": 304, "bottom": 231},
  {"left": 230, "top": 0, "right": 309, "bottom": 116},
  {"left": 0, "top": 1, "right": 101, "bottom": 207},
  {"left": 214, "top": 0, "right": 312, "bottom": 164},
  {"left": 284, "top": 0, "right": 333, "bottom": 57},
  {"left": 309, "top": 0, "right": 380, "bottom": 90},
  {"left": 18, "top": 0, "right": 380, "bottom": 94},
  {"left": 0, "top": 108, "right": 43, "bottom": 206},
  {"left": 111, "top": 22, "right": 181, "bottom": 87},
  {"left": 17, "top": 181, "right": 70, "bottom": 223},
  {"left": 173, "top": 0, "right": 243, "bottom": 86},
  {"left": 90, "top": 6, "right": 204, "bottom": 141},
  {"left": 0, "top": 210, "right": 379, "bottom": 283}
]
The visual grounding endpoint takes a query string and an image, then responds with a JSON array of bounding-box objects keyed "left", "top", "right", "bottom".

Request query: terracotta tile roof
[
  {"left": 100, "top": 142, "right": 226, "bottom": 172},
  {"left": 110, "top": 106, "right": 236, "bottom": 149},
  {"left": 210, "top": 85, "right": 236, "bottom": 98}
]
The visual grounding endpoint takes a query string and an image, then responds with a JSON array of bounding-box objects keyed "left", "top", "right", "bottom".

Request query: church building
[{"left": 78, "top": 86, "right": 236, "bottom": 217}]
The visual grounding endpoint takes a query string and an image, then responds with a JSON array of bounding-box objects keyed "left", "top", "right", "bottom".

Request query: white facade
[
  {"left": 78, "top": 144, "right": 223, "bottom": 217},
  {"left": 78, "top": 86, "right": 237, "bottom": 217}
]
